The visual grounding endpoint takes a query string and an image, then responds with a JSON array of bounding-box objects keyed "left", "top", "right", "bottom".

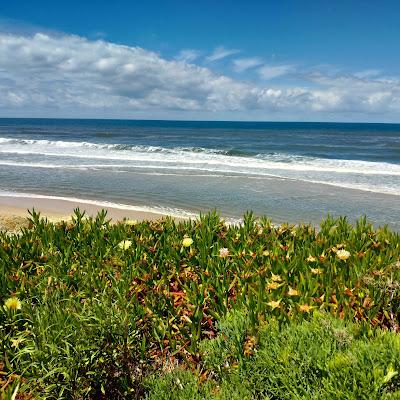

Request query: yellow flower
[
  {"left": 182, "top": 237, "right": 193, "bottom": 247},
  {"left": 118, "top": 240, "right": 132, "bottom": 250},
  {"left": 267, "top": 282, "right": 282, "bottom": 290},
  {"left": 271, "top": 273, "right": 282, "bottom": 282},
  {"left": 306, "top": 255, "right": 317, "bottom": 263},
  {"left": 124, "top": 219, "right": 138, "bottom": 226},
  {"left": 4, "top": 297, "right": 21, "bottom": 311},
  {"left": 11, "top": 337, "right": 23, "bottom": 348},
  {"left": 263, "top": 250, "right": 270, "bottom": 257},
  {"left": 310, "top": 268, "right": 322, "bottom": 275},
  {"left": 219, "top": 247, "right": 230, "bottom": 258},
  {"left": 288, "top": 287, "right": 299, "bottom": 296},
  {"left": 383, "top": 365, "right": 398, "bottom": 383},
  {"left": 336, "top": 249, "right": 351, "bottom": 261},
  {"left": 298, "top": 304, "right": 313, "bottom": 313},
  {"left": 267, "top": 300, "right": 281, "bottom": 310}
]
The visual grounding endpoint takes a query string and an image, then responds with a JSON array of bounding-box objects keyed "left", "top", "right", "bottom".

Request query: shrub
[
  {"left": 199, "top": 311, "right": 400, "bottom": 399},
  {"left": 0, "top": 210, "right": 399, "bottom": 398}
]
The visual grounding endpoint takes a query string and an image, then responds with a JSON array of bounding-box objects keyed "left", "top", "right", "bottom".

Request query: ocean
[{"left": 0, "top": 118, "right": 399, "bottom": 229}]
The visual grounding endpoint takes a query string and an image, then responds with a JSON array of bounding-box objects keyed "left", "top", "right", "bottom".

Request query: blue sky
[{"left": 0, "top": 1, "right": 399, "bottom": 121}]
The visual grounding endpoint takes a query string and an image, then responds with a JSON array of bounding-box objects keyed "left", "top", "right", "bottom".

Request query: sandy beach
[{"left": 0, "top": 194, "right": 182, "bottom": 233}]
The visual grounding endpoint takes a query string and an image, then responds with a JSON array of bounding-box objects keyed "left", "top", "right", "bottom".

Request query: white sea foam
[
  {"left": 1, "top": 136, "right": 399, "bottom": 175},
  {"left": 1, "top": 136, "right": 399, "bottom": 195}
]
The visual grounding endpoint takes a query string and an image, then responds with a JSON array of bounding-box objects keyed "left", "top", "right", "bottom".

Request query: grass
[
  {"left": 0, "top": 209, "right": 399, "bottom": 399},
  {"left": 147, "top": 312, "right": 400, "bottom": 400}
]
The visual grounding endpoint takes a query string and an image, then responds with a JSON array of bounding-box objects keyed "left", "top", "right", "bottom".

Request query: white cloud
[
  {"left": 0, "top": 32, "right": 399, "bottom": 120},
  {"left": 175, "top": 49, "right": 201, "bottom": 63},
  {"left": 205, "top": 46, "right": 240, "bottom": 62},
  {"left": 258, "top": 64, "right": 294, "bottom": 80},
  {"left": 233, "top": 57, "right": 263, "bottom": 72}
]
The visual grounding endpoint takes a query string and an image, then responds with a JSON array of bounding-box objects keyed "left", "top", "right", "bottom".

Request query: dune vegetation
[{"left": 1, "top": 210, "right": 400, "bottom": 399}]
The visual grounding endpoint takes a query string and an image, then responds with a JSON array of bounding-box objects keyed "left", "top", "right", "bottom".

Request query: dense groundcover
[{"left": 1, "top": 210, "right": 400, "bottom": 399}]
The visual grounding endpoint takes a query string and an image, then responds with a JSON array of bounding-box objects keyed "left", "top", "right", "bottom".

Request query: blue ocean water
[{"left": 0, "top": 118, "right": 399, "bottom": 228}]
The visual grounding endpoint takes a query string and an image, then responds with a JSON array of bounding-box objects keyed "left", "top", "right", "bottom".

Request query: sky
[{"left": 0, "top": 0, "right": 399, "bottom": 122}]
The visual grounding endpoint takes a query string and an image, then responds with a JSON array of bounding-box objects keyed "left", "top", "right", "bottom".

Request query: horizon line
[{"left": 0, "top": 116, "right": 399, "bottom": 125}]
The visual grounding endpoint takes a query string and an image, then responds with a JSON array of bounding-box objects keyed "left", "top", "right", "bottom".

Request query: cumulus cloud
[
  {"left": 233, "top": 57, "right": 263, "bottom": 72},
  {"left": 0, "top": 32, "right": 399, "bottom": 120},
  {"left": 205, "top": 46, "right": 240, "bottom": 62}
]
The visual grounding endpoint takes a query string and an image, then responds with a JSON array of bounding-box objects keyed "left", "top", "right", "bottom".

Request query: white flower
[
  {"left": 219, "top": 247, "right": 230, "bottom": 258},
  {"left": 118, "top": 240, "right": 132, "bottom": 250},
  {"left": 336, "top": 249, "right": 351, "bottom": 261}
]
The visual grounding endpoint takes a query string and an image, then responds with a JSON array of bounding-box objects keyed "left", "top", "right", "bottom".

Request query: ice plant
[
  {"left": 271, "top": 273, "right": 282, "bottom": 282},
  {"left": 243, "top": 335, "right": 257, "bottom": 357},
  {"left": 383, "top": 365, "right": 398, "bottom": 384},
  {"left": 219, "top": 247, "right": 230, "bottom": 258},
  {"left": 11, "top": 338, "right": 23, "bottom": 348},
  {"left": 267, "top": 300, "right": 281, "bottom": 310},
  {"left": 298, "top": 304, "right": 313, "bottom": 313},
  {"left": 0, "top": 206, "right": 399, "bottom": 395},
  {"left": 336, "top": 249, "right": 351, "bottom": 261},
  {"left": 182, "top": 237, "right": 193, "bottom": 247},
  {"left": 4, "top": 297, "right": 22, "bottom": 311},
  {"left": 118, "top": 240, "right": 132, "bottom": 250},
  {"left": 310, "top": 268, "right": 322, "bottom": 275},
  {"left": 267, "top": 282, "right": 282, "bottom": 290}
]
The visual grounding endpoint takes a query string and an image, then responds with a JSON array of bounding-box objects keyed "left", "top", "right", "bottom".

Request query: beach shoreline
[
  {"left": 1, "top": 119, "right": 399, "bottom": 231},
  {"left": 0, "top": 194, "right": 186, "bottom": 232}
]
